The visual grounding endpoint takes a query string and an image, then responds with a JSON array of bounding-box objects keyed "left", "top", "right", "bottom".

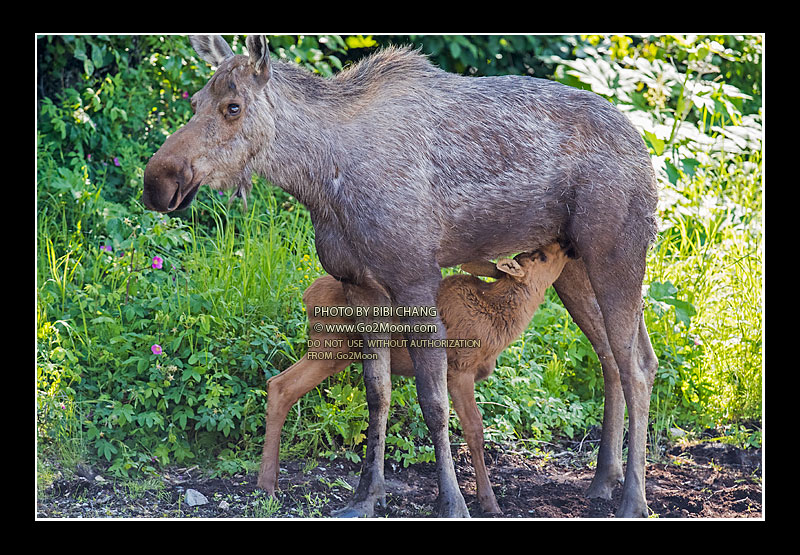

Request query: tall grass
[
  {"left": 185, "top": 184, "right": 320, "bottom": 325},
  {"left": 645, "top": 150, "right": 762, "bottom": 438}
]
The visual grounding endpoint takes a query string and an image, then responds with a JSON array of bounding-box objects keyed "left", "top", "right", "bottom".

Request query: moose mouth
[{"left": 168, "top": 178, "right": 204, "bottom": 212}]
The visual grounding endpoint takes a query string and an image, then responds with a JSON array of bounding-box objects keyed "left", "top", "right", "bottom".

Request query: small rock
[
  {"left": 218, "top": 500, "right": 230, "bottom": 510},
  {"left": 669, "top": 427, "right": 687, "bottom": 440},
  {"left": 75, "top": 464, "right": 97, "bottom": 481},
  {"left": 185, "top": 488, "right": 208, "bottom": 507}
]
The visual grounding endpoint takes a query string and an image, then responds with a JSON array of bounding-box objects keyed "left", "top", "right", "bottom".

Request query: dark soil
[{"left": 36, "top": 440, "right": 762, "bottom": 519}]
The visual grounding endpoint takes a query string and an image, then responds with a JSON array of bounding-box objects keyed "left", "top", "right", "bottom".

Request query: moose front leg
[
  {"left": 396, "top": 285, "right": 470, "bottom": 519},
  {"left": 331, "top": 281, "right": 392, "bottom": 518},
  {"left": 331, "top": 344, "right": 391, "bottom": 517}
]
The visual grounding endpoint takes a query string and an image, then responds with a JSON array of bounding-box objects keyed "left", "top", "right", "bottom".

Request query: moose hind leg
[
  {"left": 581, "top": 238, "right": 657, "bottom": 518},
  {"left": 553, "top": 258, "right": 624, "bottom": 500}
]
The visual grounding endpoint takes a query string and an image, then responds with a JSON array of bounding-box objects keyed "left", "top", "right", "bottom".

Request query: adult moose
[{"left": 142, "top": 35, "right": 659, "bottom": 518}]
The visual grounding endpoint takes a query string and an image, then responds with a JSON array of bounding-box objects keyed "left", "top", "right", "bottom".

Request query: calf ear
[
  {"left": 460, "top": 260, "right": 503, "bottom": 279},
  {"left": 190, "top": 35, "right": 235, "bottom": 66},
  {"left": 495, "top": 258, "right": 525, "bottom": 278},
  {"left": 245, "top": 35, "right": 272, "bottom": 86}
]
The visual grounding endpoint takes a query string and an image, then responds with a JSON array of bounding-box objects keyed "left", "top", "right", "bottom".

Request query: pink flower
[
  {"left": 151, "top": 344, "right": 163, "bottom": 356},
  {"left": 151, "top": 256, "right": 163, "bottom": 269},
  {"left": 113, "top": 157, "right": 121, "bottom": 167},
  {"left": 100, "top": 245, "right": 112, "bottom": 253},
  {"left": 182, "top": 91, "right": 190, "bottom": 99}
]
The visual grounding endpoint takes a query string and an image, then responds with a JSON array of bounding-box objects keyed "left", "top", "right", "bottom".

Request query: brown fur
[{"left": 258, "top": 243, "right": 570, "bottom": 515}]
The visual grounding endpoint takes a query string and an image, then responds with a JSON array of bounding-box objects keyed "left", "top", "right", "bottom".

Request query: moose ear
[
  {"left": 189, "top": 35, "right": 235, "bottom": 66},
  {"left": 245, "top": 35, "right": 271, "bottom": 86},
  {"left": 495, "top": 258, "right": 525, "bottom": 278}
]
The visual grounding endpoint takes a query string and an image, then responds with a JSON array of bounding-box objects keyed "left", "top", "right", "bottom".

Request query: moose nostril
[{"left": 167, "top": 186, "right": 183, "bottom": 211}]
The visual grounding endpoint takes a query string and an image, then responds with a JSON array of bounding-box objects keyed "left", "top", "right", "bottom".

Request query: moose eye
[{"left": 227, "top": 103, "right": 241, "bottom": 116}]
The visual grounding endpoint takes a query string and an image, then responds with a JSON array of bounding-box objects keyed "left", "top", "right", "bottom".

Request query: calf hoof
[
  {"left": 255, "top": 476, "right": 277, "bottom": 497},
  {"left": 478, "top": 495, "right": 503, "bottom": 516}
]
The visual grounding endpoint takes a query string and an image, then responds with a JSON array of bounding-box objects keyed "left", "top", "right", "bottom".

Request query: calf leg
[
  {"left": 448, "top": 371, "right": 501, "bottom": 515},
  {"left": 553, "top": 258, "right": 624, "bottom": 499},
  {"left": 257, "top": 356, "right": 350, "bottom": 495}
]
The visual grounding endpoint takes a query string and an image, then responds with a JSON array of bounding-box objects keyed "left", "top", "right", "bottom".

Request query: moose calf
[{"left": 258, "top": 243, "right": 571, "bottom": 515}]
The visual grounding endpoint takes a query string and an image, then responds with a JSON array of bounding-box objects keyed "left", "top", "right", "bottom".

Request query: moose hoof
[
  {"left": 331, "top": 492, "right": 385, "bottom": 518},
  {"left": 435, "top": 493, "right": 471, "bottom": 518},
  {"left": 331, "top": 502, "right": 375, "bottom": 518},
  {"left": 586, "top": 472, "right": 623, "bottom": 500},
  {"left": 615, "top": 497, "right": 650, "bottom": 518}
]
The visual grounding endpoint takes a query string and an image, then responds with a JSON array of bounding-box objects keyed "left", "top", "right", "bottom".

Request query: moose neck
[{"left": 253, "top": 62, "right": 349, "bottom": 215}]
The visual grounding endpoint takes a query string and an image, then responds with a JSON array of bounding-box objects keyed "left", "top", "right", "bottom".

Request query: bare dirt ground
[{"left": 36, "top": 439, "right": 762, "bottom": 520}]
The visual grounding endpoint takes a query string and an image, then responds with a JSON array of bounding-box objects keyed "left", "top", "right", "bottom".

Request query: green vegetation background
[{"left": 36, "top": 34, "right": 763, "bottom": 480}]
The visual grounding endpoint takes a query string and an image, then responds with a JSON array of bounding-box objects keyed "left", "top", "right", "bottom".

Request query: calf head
[
  {"left": 142, "top": 35, "right": 272, "bottom": 212},
  {"left": 511, "top": 243, "right": 571, "bottom": 285},
  {"left": 460, "top": 242, "right": 571, "bottom": 285}
]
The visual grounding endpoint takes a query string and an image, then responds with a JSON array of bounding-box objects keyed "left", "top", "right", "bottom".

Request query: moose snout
[{"left": 142, "top": 154, "right": 197, "bottom": 213}]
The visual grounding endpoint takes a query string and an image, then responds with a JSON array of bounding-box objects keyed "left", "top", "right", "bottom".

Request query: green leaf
[
  {"left": 664, "top": 298, "right": 697, "bottom": 327},
  {"left": 681, "top": 157, "right": 701, "bottom": 177},
  {"left": 91, "top": 43, "right": 106, "bottom": 69},
  {"left": 73, "top": 39, "right": 87, "bottom": 61},
  {"left": 643, "top": 130, "right": 665, "bottom": 156},
  {"left": 664, "top": 159, "right": 681, "bottom": 185},
  {"left": 174, "top": 406, "right": 194, "bottom": 429},
  {"left": 117, "top": 403, "right": 135, "bottom": 425},
  {"left": 96, "top": 438, "right": 118, "bottom": 461},
  {"left": 182, "top": 367, "right": 202, "bottom": 383},
  {"left": 648, "top": 281, "right": 678, "bottom": 300},
  {"left": 345, "top": 35, "right": 377, "bottom": 49}
]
